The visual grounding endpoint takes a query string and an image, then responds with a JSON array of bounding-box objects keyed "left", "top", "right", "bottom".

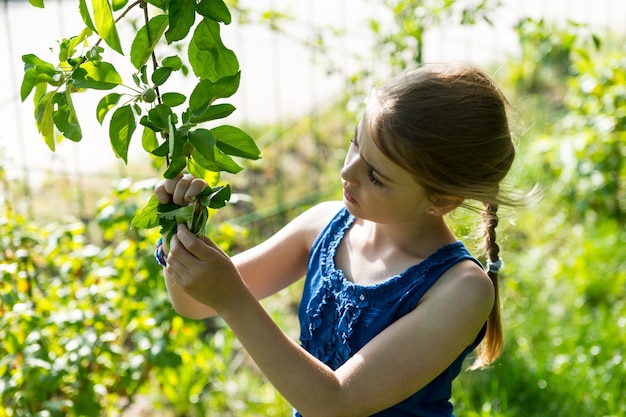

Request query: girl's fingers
[
  {"left": 164, "top": 265, "right": 186, "bottom": 286},
  {"left": 154, "top": 174, "right": 208, "bottom": 206},
  {"left": 186, "top": 178, "right": 208, "bottom": 202},
  {"left": 162, "top": 172, "right": 184, "bottom": 195},
  {"left": 201, "top": 234, "right": 229, "bottom": 257},
  {"left": 169, "top": 229, "right": 202, "bottom": 267},
  {"left": 154, "top": 184, "right": 171, "bottom": 204},
  {"left": 172, "top": 175, "right": 193, "bottom": 206},
  {"left": 155, "top": 173, "right": 183, "bottom": 204},
  {"left": 175, "top": 224, "right": 216, "bottom": 260}
]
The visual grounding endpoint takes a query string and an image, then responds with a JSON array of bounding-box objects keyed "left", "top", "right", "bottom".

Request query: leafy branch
[{"left": 21, "top": 0, "right": 260, "bottom": 237}]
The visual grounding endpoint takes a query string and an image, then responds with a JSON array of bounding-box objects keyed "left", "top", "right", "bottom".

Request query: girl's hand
[
  {"left": 154, "top": 173, "right": 208, "bottom": 206},
  {"left": 154, "top": 173, "right": 208, "bottom": 255},
  {"left": 165, "top": 223, "right": 245, "bottom": 312}
]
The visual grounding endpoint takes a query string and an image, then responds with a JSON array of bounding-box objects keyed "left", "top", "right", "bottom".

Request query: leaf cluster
[
  {"left": 21, "top": 0, "right": 261, "bottom": 234},
  {"left": 0, "top": 180, "right": 291, "bottom": 416},
  {"left": 132, "top": 184, "right": 231, "bottom": 244},
  {"left": 510, "top": 19, "right": 626, "bottom": 224}
]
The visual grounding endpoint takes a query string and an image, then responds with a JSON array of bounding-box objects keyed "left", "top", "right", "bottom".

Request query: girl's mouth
[{"left": 343, "top": 188, "right": 358, "bottom": 204}]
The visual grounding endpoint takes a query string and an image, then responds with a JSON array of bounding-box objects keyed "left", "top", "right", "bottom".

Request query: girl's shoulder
[
  {"left": 271, "top": 201, "right": 345, "bottom": 253},
  {"left": 295, "top": 201, "right": 345, "bottom": 246},
  {"left": 306, "top": 200, "right": 345, "bottom": 219}
]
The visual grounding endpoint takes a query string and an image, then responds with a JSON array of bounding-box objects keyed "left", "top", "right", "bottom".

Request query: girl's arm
[
  {"left": 167, "top": 226, "right": 495, "bottom": 417},
  {"left": 154, "top": 173, "right": 341, "bottom": 319},
  {"left": 163, "top": 200, "right": 342, "bottom": 319}
]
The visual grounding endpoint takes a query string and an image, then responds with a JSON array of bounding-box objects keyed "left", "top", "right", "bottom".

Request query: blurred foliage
[
  {"left": 366, "top": 0, "right": 501, "bottom": 69},
  {"left": 2, "top": 5, "right": 626, "bottom": 417},
  {"left": 452, "top": 18, "right": 626, "bottom": 417},
  {"left": 0, "top": 176, "right": 290, "bottom": 416},
  {"left": 510, "top": 18, "right": 626, "bottom": 225}
]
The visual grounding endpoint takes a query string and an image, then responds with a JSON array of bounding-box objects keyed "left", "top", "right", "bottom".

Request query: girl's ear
[{"left": 430, "top": 195, "right": 464, "bottom": 215}]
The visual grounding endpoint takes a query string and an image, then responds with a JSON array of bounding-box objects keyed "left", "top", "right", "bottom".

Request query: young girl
[{"left": 154, "top": 62, "right": 517, "bottom": 417}]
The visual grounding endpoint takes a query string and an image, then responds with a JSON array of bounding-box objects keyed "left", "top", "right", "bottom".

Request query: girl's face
[{"left": 340, "top": 111, "right": 433, "bottom": 225}]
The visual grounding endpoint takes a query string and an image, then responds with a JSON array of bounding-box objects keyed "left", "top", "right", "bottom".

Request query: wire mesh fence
[{"left": 0, "top": 0, "right": 623, "bottom": 223}]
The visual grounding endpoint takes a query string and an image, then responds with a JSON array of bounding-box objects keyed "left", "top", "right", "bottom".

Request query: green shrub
[
  {"left": 0, "top": 178, "right": 290, "bottom": 416},
  {"left": 453, "top": 20, "right": 626, "bottom": 417}
]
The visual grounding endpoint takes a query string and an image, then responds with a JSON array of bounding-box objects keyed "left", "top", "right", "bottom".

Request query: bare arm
[
  {"left": 231, "top": 200, "right": 343, "bottom": 300},
  {"left": 155, "top": 174, "right": 342, "bottom": 318},
  {"left": 167, "top": 227, "right": 494, "bottom": 417}
]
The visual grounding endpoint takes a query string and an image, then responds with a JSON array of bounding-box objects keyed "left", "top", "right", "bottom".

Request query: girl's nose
[{"left": 341, "top": 149, "right": 360, "bottom": 185}]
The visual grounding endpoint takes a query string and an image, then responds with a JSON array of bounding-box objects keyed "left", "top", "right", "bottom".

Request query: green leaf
[
  {"left": 141, "top": 126, "right": 159, "bottom": 152},
  {"left": 92, "top": 0, "right": 123, "bottom": 54},
  {"left": 109, "top": 105, "right": 136, "bottom": 163},
  {"left": 189, "top": 205, "right": 209, "bottom": 238},
  {"left": 131, "top": 194, "right": 160, "bottom": 229},
  {"left": 151, "top": 128, "right": 185, "bottom": 159},
  {"left": 22, "top": 53, "right": 56, "bottom": 71},
  {"left": 197, "top": 0, "right": 231, "bottom": 24},
  {"left": 162, "top": 92, "right": 186, "bottom": 107},
  {"left": 188, "top": 72, "right": 240, "bottom": 115},
  {"left": 96, "top": 92, "right": 122, "bottom": 124},
  {"left": 147, "top": 104, "right": 176, "bottom": 131},
  {"left": 165, "top": 0, "right": 196, "bottom": 43},
  {"left": 163, "top": 156, "right": 187, "bottom": 179},
  {"left": 187, "top": 157, "right": 207, "bottom": 181},
  {"left": 187, "top": 103, "right": 235, "bottom": 124},
  {"left": 21, "top": 69, "right": 39, "bottom": 102},
  {"left": 72, "top": 61, "right": 122, "bottom": 90},
  {"left": 140, "top": 115, "right": 162, "bottom": 133},
  {"left": 111, "top": 0, "right": 127, "bottom": 11},
  {"left": 85, "top": 45, "right": 104, "bottom": 62},
  {"left": 160, "top": 204, "right": 194, "bottom": 223},
  {"left": 130, "top": 14, "right": 169, "bottom": 70},
  {"left": 211, "top": 125, "right": 260, "bottom": 160},
  {"left": 162, "top": 55, "right": 182, "bottom": 70},
  {"left": 21, "top": 54, "right": 61, "bottom": 100},
  {"left": 34, "top": 91, "right": 56, "bottom": 151},
  {"left": 52, "top": 90, "right": 82, "bottom": 142},
  {"left": 162, "top": 220, "right": 178, "bottom": 247},
  {"left": 140, "top": 65, "right": 149, "bottom": 84},
  {"left": 78, "top": 0, "right": 96, "bottom": 31},
  {"left": 33, "top": 81, "right": 47, "bottom": 104},
  {"left": 156, "top": 202, "right": 196, "bottom": 245},
  {"left": 212, "top": 151, "right": 242, "bottom": 173},
  {"left": 59, "top": 27, "right": 93, "bottom": 63},
  {"left": 28, "top": 0, "right": 44, "bottom": 8},
  {"left": 192, "top": 147, "right": 242, "bottom": 174},
  {"left": 171, "top": 128, "right": 190, "bottom": 160},
  {"left": 188, "top": 18, "right": 239, "bottom": 81},
  {"left": 151, "top": 140, "right": 169, "bottom": 157},
  {"left": 197, "top": 184, "right": 231, "bottom": 209},
  {"left": 592, "top": 34, "right": 601, "bottom": 50},
  {"left": 151, "top": 67, "right": 172, "bottom": 86},
  {"left": 188, "top": 128, "right": 216, "bottom": 161}
]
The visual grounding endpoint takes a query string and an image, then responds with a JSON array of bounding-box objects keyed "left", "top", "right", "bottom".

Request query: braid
[
  {"left": 485, "top": 203, "right": 500, "bottom": 263},
  {"left": 478, "top": 203, "right": 504, "bottom": 366}
]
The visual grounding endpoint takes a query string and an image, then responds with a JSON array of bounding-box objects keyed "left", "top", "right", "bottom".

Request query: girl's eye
[{"left": 367, "top": 169, "right": 384, "bottom": 187}]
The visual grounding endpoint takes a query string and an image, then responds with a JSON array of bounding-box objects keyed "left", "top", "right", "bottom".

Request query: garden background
[{"left": 1, "top": 0, "right": 625, "bottom": 416}]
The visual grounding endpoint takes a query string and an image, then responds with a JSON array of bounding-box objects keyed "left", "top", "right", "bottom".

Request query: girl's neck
[
  {"left": 337, "top": 216, "right": 457, "bottom": 285},
  {"left": 356, "top": 215, "right": 456, "bottom": 258}
]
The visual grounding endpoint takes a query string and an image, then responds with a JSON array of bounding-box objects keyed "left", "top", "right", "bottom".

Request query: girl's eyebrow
[{"left": 354, "top": 123, "right": 395, "bottom": 184}]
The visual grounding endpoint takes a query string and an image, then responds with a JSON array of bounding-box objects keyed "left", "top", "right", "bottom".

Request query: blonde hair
[{"left": 368, "top": 63, "right": 517, "bottom": 365}]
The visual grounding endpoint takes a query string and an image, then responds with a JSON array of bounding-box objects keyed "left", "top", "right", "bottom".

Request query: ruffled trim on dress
[{"left": 300, "top": 212, "right": 367, "bottom": 368}]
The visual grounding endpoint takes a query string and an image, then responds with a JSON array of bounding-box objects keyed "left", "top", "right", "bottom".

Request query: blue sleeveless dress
[{"left": 295, "top": 207, "right": 486, "bottom": 417}]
